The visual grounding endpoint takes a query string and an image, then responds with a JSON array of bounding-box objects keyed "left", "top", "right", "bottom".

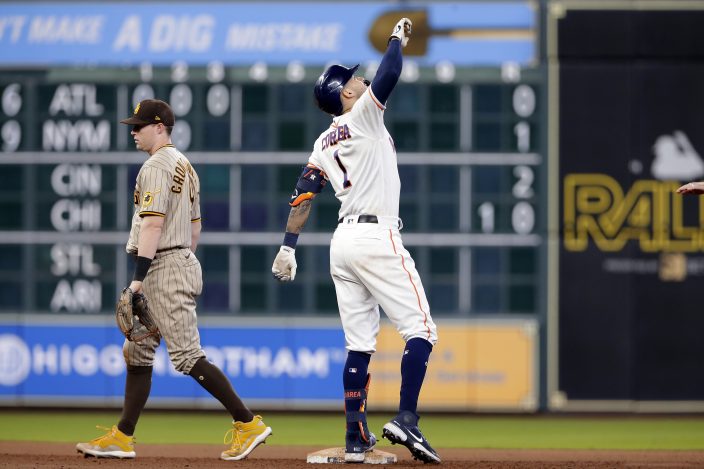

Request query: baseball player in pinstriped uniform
[
  {"left": 272, "top": 19, "right": 440, "bottom": 463},
  {"left": 76, "top": 99, "right": 271, "bottom": 461}
]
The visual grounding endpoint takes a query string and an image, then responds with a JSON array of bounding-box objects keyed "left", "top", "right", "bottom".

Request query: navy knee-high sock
[
  {"left": 399, "top": 338, "right": 433, "bottom": 416},
  {"left": 343, "top": 351, "right": 371, "bottom": 432}
]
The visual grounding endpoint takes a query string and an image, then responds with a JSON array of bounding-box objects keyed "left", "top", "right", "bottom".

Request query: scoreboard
[
  {"left": 0, "top": 1, "right": 550, "bottom": 412},
  {"left": 0, "top": 65, "right": 546, "bottom": 317}
]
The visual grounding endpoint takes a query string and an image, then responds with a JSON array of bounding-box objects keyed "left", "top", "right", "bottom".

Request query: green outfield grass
[{"left": 1, "top": 410, "right": 703, "bottom": 450}]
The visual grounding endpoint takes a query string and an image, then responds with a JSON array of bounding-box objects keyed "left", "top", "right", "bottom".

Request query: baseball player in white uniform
[
  {"left": 76, "top": 99, "right": 271, "bottom": 461},
  {"left": 272, "top": 18, "right": 440, "bottom": 463}
]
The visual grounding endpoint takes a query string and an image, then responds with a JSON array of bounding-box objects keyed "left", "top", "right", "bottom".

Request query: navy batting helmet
[{"left": 314, "top": 64, "right": 360, "bottom": 116}]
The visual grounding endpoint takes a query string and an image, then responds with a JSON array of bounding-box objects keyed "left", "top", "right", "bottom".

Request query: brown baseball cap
[{"left": 120, "top": 99, "right": 175, "bottom": 126}]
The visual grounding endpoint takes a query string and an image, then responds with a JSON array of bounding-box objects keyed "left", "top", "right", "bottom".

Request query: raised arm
[{"left": 370, "top": 18, "right": 412, "bottom": 105}]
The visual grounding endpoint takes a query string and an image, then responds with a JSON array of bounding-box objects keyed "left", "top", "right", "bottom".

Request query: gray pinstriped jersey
[{"left": 127, "top": 144, "right": 201, "bottom": 253}]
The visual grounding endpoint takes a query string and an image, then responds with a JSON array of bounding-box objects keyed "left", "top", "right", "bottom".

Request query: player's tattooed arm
[
  {"left": 275, "top": 202, "right": 305, "bottom": 281},
  {"left": 285, "top": 198, "right": 312, "bottom": 234}
]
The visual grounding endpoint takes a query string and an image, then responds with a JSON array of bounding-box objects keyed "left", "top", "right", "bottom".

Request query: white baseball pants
[{"left": 330, "top": 215, "right": 438, "bottom": 353}]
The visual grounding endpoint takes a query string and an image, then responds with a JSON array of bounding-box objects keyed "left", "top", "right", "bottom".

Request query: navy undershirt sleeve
[{"left": 370, "top": 39, "right": 402, "bottom": 105}]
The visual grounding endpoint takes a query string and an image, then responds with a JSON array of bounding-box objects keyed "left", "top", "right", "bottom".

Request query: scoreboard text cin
[{"left": 49, "top": 164, "right": 103, "bottom": 313}]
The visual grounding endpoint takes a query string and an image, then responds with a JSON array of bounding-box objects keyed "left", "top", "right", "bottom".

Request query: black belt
[
  {"left": 128, "top": 246, "right": 182, "bottom": 259},
  {"left": 154, "top": 246, "right": 182, "bottom": 258},
  {"left": 338, "top": 214, "right": 378, "bottom": 224}
]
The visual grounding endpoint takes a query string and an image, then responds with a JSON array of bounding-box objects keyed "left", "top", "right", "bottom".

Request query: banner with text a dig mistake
[{"left": 0, "top": 2, "right": 536, "bottom": 66}]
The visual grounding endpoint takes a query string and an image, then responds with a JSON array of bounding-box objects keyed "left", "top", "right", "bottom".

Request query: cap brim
[{"left": 120, "top": 116, "right": 151, "bottom": 125}]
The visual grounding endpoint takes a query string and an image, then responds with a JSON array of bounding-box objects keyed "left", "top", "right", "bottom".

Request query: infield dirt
[{"left": 1, "top": 441, "right": 703, "bottom": 468}]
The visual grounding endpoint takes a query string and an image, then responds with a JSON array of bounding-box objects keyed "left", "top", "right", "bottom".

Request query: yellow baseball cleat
[
  {"left": 76, "top": 425, "right": 136, "bottom": 459},
  {"left": 220, "top": 415, "right": 272, "bottom": 461}
]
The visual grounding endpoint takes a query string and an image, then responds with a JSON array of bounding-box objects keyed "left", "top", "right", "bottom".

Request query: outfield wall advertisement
[
  {"left": 0, "top": 319, "right": 537, "bottom": 411},
  {"left": 0, "top": 2, "right": 535, "bottom": 66}
]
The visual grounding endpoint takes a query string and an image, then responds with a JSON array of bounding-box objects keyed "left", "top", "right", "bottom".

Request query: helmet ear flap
[{"left": 314, "top": 64, "right": 360, "bottom": 116}]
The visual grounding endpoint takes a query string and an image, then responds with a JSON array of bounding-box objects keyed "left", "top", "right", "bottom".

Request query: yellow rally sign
[
  {"left": 563, "top": 174, "right": 704, "bottom": 252},
  {"left": 369, "top": 321, "right": 537, "bottom": 411}
]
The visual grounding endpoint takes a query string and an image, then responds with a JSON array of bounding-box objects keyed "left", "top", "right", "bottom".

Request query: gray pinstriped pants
[{"left": 123, "top": 248, "right": 205, "bottom": 374}]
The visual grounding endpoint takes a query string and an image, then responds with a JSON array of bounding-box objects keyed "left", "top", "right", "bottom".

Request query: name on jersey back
[{"left": 321, "top": 124, "right": 351, "bottom": 150}]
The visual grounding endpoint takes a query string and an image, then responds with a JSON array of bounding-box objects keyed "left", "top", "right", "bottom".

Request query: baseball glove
[{"left": 116, "top": 287, "right": 159, "bottom": 342}]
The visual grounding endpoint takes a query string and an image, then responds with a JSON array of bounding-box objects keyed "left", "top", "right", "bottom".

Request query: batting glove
[
  {"left": 389, "top": 17, "right": 412, "bottom": 47},
  {"left": 272, "top": 246, "right": 297, "bottom": 282}
]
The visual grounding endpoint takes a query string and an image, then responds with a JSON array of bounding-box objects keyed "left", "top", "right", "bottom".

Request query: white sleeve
[{"left": 308, "top": 148, "right": 323, "bottom": 174}]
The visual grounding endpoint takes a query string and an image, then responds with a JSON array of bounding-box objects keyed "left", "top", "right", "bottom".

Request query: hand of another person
[{"left": 676, "top": 181, "right": 704, "bottom": 195}]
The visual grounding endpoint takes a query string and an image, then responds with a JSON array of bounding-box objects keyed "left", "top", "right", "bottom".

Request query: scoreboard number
[
  {"left": 2, "top": 120, "right": 21, "bottom": 152},
  {"left": 513, "top": 165, "right": 535, "bottom": 198},
  {"left": 207, "top": 84, "right": 230, "bottom": 116},
  {"left": 478, "top": 202, "right": 495, "bottom": 234},
  {"left": 170, "top": 83, "right": 193, "bottom": 117},
  {"left": 2, "top": 83, "right": 22, "bottom": 116},
  {"left": 132, "top": 83, "right": 155, "bottom": 107},
  {"left": 512, "top": 201, "right": 535, "bottom": 235},
  {"left": 2, "top": 83, "right": 22, "bottom": 152}
]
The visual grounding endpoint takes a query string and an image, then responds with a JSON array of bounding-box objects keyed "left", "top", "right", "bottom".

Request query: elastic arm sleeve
[
  {"left": 370, "top": 39, "right": 402, "bottom": 105},
  {"left": 289, "top": 165, "right": 327, "bottom": 206}
]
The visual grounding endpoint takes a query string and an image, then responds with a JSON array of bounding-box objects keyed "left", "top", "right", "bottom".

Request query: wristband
[
  {"left": 283, "top": 232, "right": 299, "bottom": 249},
  {"left": 133, "top": 255, "right": 153, "bottom": 282}
]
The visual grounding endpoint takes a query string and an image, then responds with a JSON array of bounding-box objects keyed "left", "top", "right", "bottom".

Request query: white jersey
[
  {"left": 313, "top": 85, "right": 437, "bottom": 352},
  {"left": 309, "top": 88, "right": 400, "bottom": 219}
]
